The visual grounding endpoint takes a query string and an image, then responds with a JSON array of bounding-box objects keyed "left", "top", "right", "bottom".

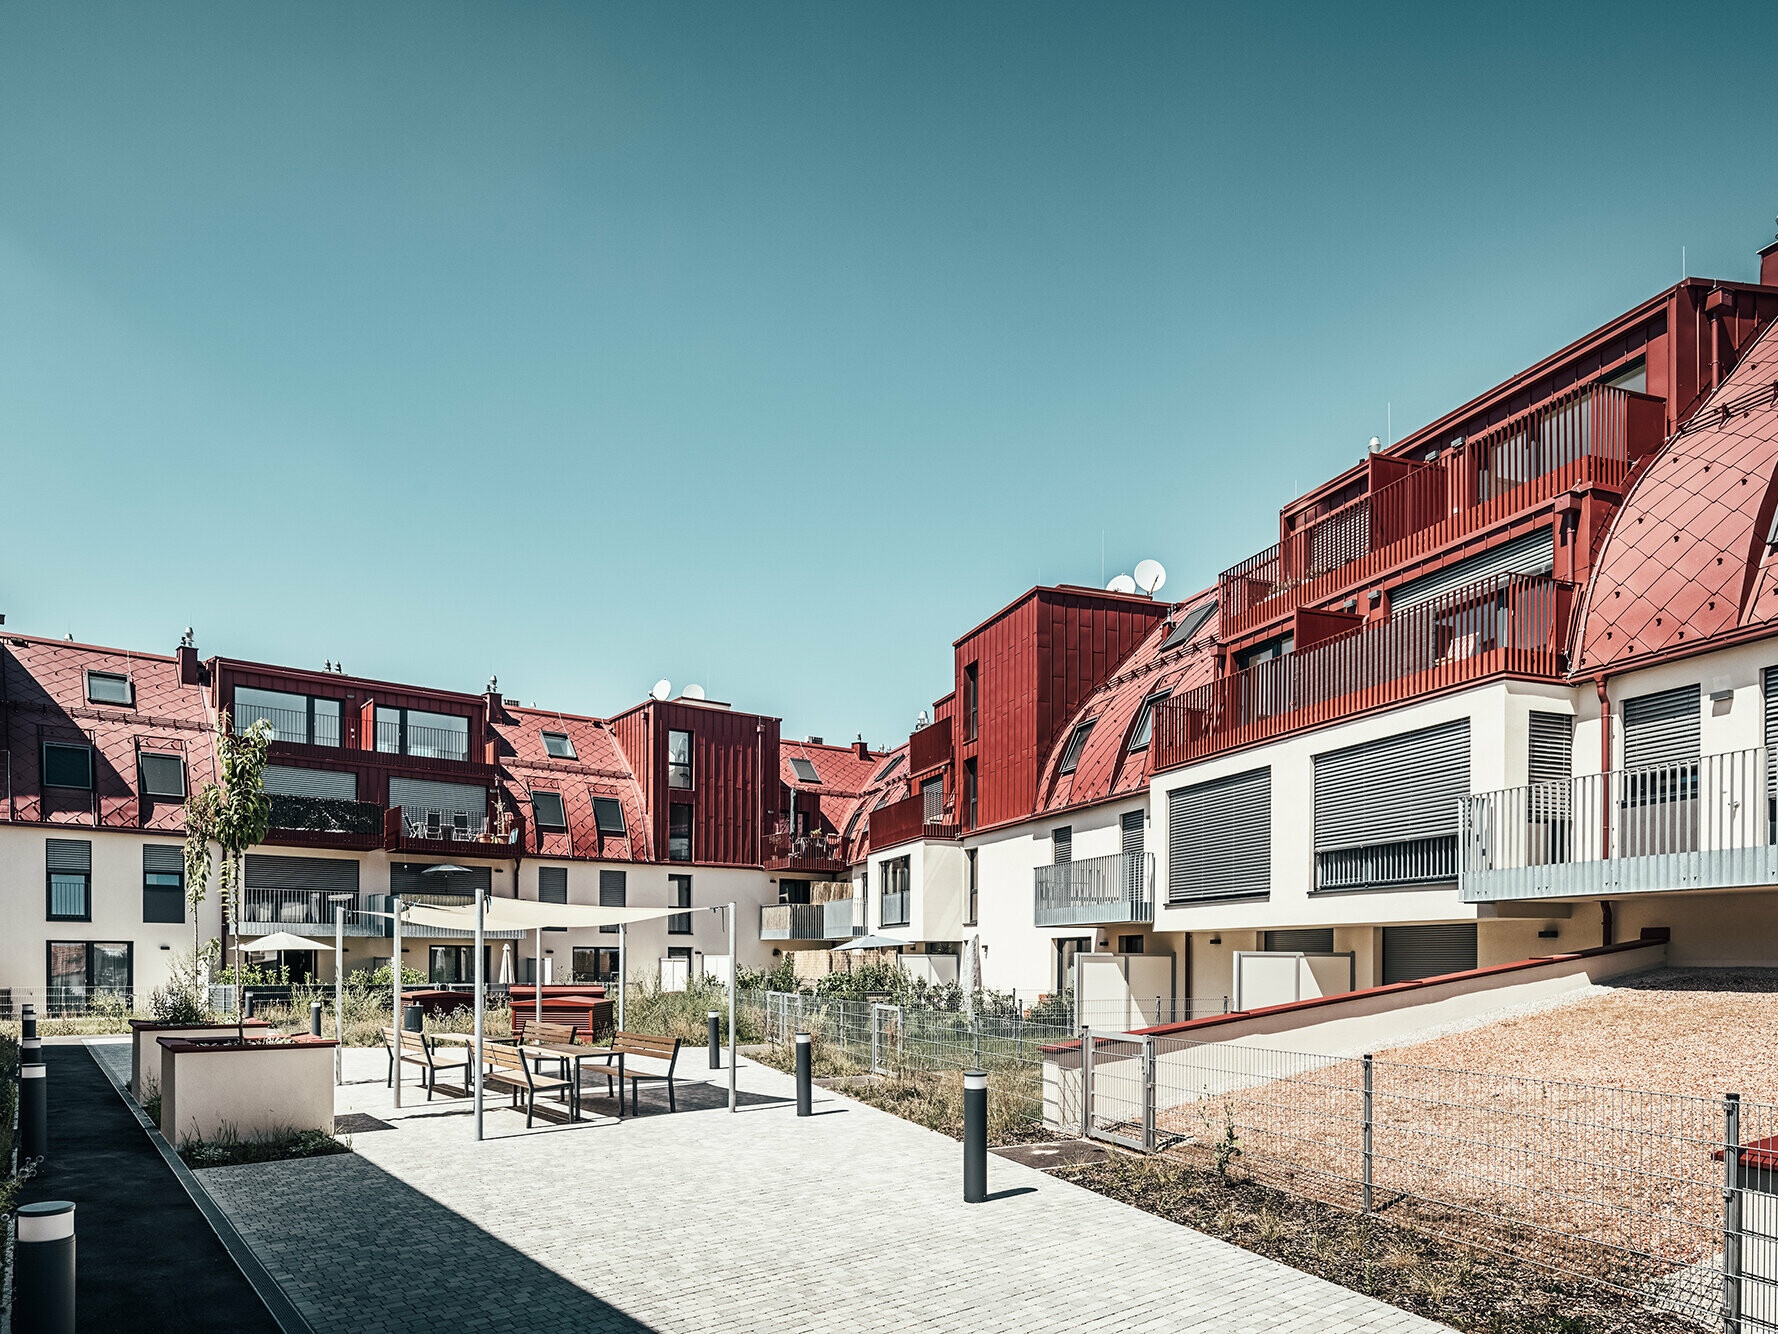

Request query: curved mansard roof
[{"left": 492, "top": 704, "right": 649, "bottom": 861}]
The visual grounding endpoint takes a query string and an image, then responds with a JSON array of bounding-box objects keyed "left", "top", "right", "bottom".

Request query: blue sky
[{"left": 3, "top": 2, "right": 1775, "bottom": 746}]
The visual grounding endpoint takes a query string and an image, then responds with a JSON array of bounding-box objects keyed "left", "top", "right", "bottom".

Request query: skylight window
[
  {"left": 139, "top": 752, "right": 186, "bottom": 799},
  {"left": 86, "top": 671, "right": 133, "bottom": 706},
  {"left": 1059, "top": 720, "right": 1095, "bottom": 774},
  {"left": 592, "top": 797, "right": 626, "bottom": 836},
  {"left": 1127, "top": 690, "right": 1171, "bottom": 752},
  {"left": 789, "top": 757, "right": 822, "bottom": 784},
  {"left": 530, "top": 789, "right": 567, "bottom": 832},
  {"left": 542, "top": 730, "right": 576, "bottom": 759},
  {"left": 874, "top": 754, "right": 904, "bottom": 782},
  {"left": 1159, "top": 600, "right": 1217, "bottom": 653}
]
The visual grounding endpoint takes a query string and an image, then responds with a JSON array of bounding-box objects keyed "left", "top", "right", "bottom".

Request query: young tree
[{"left": 183, "top": 711, "right": 273, "bottom": 1037}]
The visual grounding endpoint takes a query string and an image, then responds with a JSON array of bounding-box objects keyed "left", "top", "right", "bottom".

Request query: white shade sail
[
  {"left": 397, "top": 898, "right": 690, "bottom": 934},
  {"left": 244, "top": 931, "right": 337, "bottom": 953}
]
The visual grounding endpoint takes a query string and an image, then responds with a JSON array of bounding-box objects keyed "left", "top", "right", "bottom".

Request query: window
[
  {"left": 143, "top": 845, "right": 184, "bottom": 923},
  {"left": 1052, "top": 826, "right": 1072, "bottom": 864},
  {"left": 1127, "top": 691, "right": 1171, "bottom": 752},
  {"left": 42, "top": 743, "right": 93, "bottom": 790},
  {"left": 881, "top": 856, "right": 911, "bottom": 927},
  {"left": 667, "top": 730, "right": 693, "bottom": 789},
  {"left": 668, "top": 804, "right": 693, "bottom": 862},
  {"left": 377, "top": 706, "right": 470, "bottom": 761},
  {"left": 1312, "top": 719, "right": 1469, "bottom": 891},
  {"left": 429, "top": 945, "right": 479, "bottom": 984},
  {"left": 138, "top": 752, "right": 186, "bottom": 800},
  {"left": 778, "top": 878, "right": 811, "bottom": 906},
  {"left": 234, "top": 688, "right": 341, "bottom": 747},
  {"left": 1058, "top": 721, "right": 1095, "bottom": 774},
  {"left": 964, "top": 758, "right": 978, "bottom": 828},
  {"left": 1117, "top": 935, "right": 1145, "bottom": 954},
  {"left": 669, "top": 874, "right": 692, "bottom": 934},
  {"left": 1169, "top": 767, "right": 1271, "bottom": 903},
  {"left": 86, "top": 670, "right": 133, "bottom": 706},
  {"left": 538, "top": 866, "right": 568, "bottom": 932},
  {"left": 598, "top": 869, "right": 627, "bottom": 934},
  {"left": 592, "top": 797, "right": 626, "bottom": 837},
  {"left": 874, "top": 754, "right": 905, "bottom": 782},
  {"left": 1234, "top": 634, "right": 1293, "bottom": 672},
  {"left": 572, "top": 946, "right": 618, "bottom": 984},
  {"left": 530, "top": 790, "right": 567, "bottom": 832},
  {"left": 46, "top": 839, "right": 92, "bottom": 921},
  {"left": 964, "top": 663, "right": 978, "bottom": 740},
  {"left": 1055, "top": 937, "right": 1090, "bottom": 995},
  {"left": 789, "top": 757, "right": 822, "bottom": 784},
  {"left": 964, "top": 849, "right": 978, "bottom": 925},
  {"left": 541, "top": 730, "right": 577, "bottom": 759},
  {"left": 1603, "top": 357, "right": 1647, "bottom": 395},
  {"left": 47, "top": 941, "right": 131, "bottom": 1008},
  {"left": 1159, "top": 600, "right": 1218, "bottom": 653}
]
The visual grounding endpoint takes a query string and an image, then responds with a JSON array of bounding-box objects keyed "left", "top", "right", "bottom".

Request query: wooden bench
[
  {"left": 482, "top": 1040, "right": 579, "bottom": 1126},
  {"left": 607, "top": 1032, "right": 683, "bottom": 1114},
  {"left": 381, "top": 1027, "right": 470, "bottom": 1100}
]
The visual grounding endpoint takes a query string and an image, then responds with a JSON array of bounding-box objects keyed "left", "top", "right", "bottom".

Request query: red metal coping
[{"left": 1039, "top": 932, "right": 1670, "bottom": 1054}]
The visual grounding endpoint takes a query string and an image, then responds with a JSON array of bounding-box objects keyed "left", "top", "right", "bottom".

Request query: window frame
[
  {"left": 233, "top": 687, "right": 342, "bottom": 748},
  {"left": 376, "top": 705, "right": 470, "bottom": 761},
  {"left": 667, "top": 729, "right": 694, "bottom": 790},
  {"left": 143, "top": 869, "right": 184, "bottom": 924},
  {"left": 964, "top": 663, "right": 979, "bottom": 741},
  {"left": 668, "top": 873, "right": 693, "bottom": 934},
  {"left": 138, "top": 750, "right": 187, "bottom": 800},
  {"left": 1126, "top": 690, "right": 1172, "bottom": 753},
  {"left": 85, "top": 670, "right": 134, "bottom": 706},
  {"left": 591, "top": 796, "right": 627, "bottom": 837},
  {"left": 47, "top": 868, "right": 92, "bottom": 922},
  {"left": 667, "top": 803, "right": 694, "bottom": 862},
  {"left": 541, "top": 730, "right": 577, "bottom": 760},
  {"left": 1058, "top": 721, "right": 1095, "bottom": 775},
  {"left": 964, "top": 849, "right": 978, "bottom": 925},
  {"left": 41, "top": 742, "right": 95, "bottom": 791},
  {"left": 789, "top": 756, "right": 822, "bottom": 785},
  {"left": 47, "top": 940, "right": 132, "bottom": 1005},
  {"left": 529, "top": 789, "right": 568, "bottom": 833}
]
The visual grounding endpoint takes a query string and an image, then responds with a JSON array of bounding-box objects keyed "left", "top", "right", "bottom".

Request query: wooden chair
[
  {"left": 482, "top": 1041, "right": 578, "bottom": 1126},
  {"left": 606, "top": 1032, "right": 684, "bottom": 1114},
  {"left": 381, "top": 1027, "right": 471, "bottom": 1100}
]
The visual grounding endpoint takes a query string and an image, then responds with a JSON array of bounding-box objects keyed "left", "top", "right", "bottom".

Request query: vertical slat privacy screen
[
  {"left": 1168, "top": 767, "right": 1270, "bottom": 902},
  {"left": 1313, "top": 718, "right": 1471, "bottom": 852}
]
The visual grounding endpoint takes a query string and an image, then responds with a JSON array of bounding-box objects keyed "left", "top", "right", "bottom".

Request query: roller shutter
[
  {"left": 1765, "top": 668, "right": 1778, "bottom": 806},
  {"left": 388, "top": 777, "right": 486, "bottom": 816},
  {"left": 263, "top": 765, "right": 358, "bottom": 800},
  {"left": 1314, "top": 719, "right": 1470, "bottom": 852},
  {"left": 245, "top": 854, "right": 359, "bottom": 894},
  {"left": 1168, "top": 767, "right": 1270, "bottom": 902},
  {"left": 1389, "top": 530, "right": 1554, "bottom": 610},
  {"left": 1120, "top": 810, "right": 1144, "bottom": 858},
  {"left": 539, "top": 866, "right": 568, "bottom": 932},
  {"left": 143, "top": 844, "right": 183, "bottom": 873},
  {"left": 46, "top": 839, "right": 91, "bottom": 872},
  {"left": 1264, "top": 928, "right": 1334, "bottom": 952},
  {"left": 599, "top": 868, "right": 627, "bottom": 935},
  {"left": 1528, "top": 712, "right": 1573, "bottom": 785},
  {"left": 1622, "top": 685, "right": 1700, "bottom": 769},
  {"left": 388, "top": 862, "right": 489, "bottom": 896},
  {"left": 1381, "top": 923, "right": 1477, "bottom": 984}
]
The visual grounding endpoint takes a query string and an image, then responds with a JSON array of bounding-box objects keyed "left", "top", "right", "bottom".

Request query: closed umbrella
[{"left": 498, "top": 943, "right": 514, "bottom": 984}]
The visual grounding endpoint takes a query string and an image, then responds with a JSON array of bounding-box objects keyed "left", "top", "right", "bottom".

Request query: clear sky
[{"left": 4, "top": 3, "right": 1775, "bottom": 746}]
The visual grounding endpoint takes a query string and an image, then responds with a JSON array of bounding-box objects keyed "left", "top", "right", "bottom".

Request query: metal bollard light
[
  {"left": 309, "top": 1001, "right": 324, "bottom": 1038},
  {"left": 963, "top": 1069, "right": 988, "bottom": 1203},
  {"left": 21, "top": 1061, "right": 48, "bottom": 1162},
  {"left": 794, "top": 1032, "right": 812, "bottom": 1117},
  {"left": 243, "top": 991, "right": 256, "bottom": 1020},
  {"left": 22, "top": 1001, "right": 41, "bottom": 1063},
  {"left": 707, "top": 1011, "right": 721, "bottom": 1069},
  {"left": 15, "top": 1201, "right": 76, "bottom": 1334}
]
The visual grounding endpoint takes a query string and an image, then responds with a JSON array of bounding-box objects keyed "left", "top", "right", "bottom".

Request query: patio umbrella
[
  {"left": 498, "top": 943, "right": 513, "bottom": 984},
  {"left": 835, "top": 935, "right": 910, "bottom": 951}
]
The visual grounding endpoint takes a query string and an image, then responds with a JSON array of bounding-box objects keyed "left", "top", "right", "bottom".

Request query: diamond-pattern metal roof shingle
[{"left": 491, "top": 705, "right": 648, "bottom": 862}]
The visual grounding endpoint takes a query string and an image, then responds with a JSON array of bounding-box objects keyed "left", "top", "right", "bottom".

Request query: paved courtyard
[{"left": 92, "top": 1040, "right": 1451, "bottom": 1334}]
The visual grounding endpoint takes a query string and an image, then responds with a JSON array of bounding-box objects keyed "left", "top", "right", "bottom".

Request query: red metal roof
[{"left": 491, "top": 703, "right": 648, "bottom": 862}]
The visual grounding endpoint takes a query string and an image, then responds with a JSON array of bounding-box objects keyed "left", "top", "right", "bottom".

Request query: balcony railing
[
  {"left": 1219, "top": 383, "right": 1661, "bottom": 639},
  {"left": 1154, "top": 572, "right": 1572, "bottom": 770},
  {"left": 376, "top": 721, "right": 470, "bottom": 762},
  {"left": 390, "top": 805, "right": 492, "bottom": 844},
  {"left": 880, "top": 888, "right": 910, "bottom": 928},
  {"left": 868, "top": 792, "right": 958, "bottom": 849},
  {"left": 1033, "top": 851, "right": 1152, "bottom": 927},
  {"left": 267, "top": 793, "right": 384, "bottom": 837},
  {"left": 238, "top": 704, "right": 340, "bottom": 748},
  {"left": 761, "top": 830, "right": 846, "bottom": 872},
  {"left": 760, "top": 902, "right": 832, "bottom": 941},
  {"left": 237, "top": 889, "right": 383, "bottom": 935},
  {"left": 1460, "top": 748, "right": 1774, "bottom": 902},
  {"left": 909, "top": 717, "right": 951, "bottom": 775}
]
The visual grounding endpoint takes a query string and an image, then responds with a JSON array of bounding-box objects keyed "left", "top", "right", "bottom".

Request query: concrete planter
[
  {"left": 156, "top": 1035, "right": 337, "bottom": 1147},
  {"left": 128, "top": 1019, "right": 270, "bottom": 1101}
]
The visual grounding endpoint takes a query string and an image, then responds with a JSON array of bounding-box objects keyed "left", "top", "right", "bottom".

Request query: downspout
[{"left": 1596, "top": 675, "right": 1613, "bottom": 947}]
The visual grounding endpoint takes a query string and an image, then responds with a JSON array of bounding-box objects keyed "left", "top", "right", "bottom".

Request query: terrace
[
  {"left": 761, "top": 828, "right": 848, "bottom": 875},
  {"left": 1033, "top": 850, "right": 1152, "bottom": 927}
]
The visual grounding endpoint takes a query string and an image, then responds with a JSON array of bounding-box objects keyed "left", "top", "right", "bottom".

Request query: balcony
[
  {"left": 762, "top": 830, "right": 847, "bottom": 875},
  {"left": 382, "top": 804, "right": 514, "bottom": 857},
  {"left": 759, "top": 898, "right": 862, "bottom": 941},
  {"left": 868, "top": 792, "right": 958, "bottom": 850},
  {"left": 265, "top": 793, "right": 384, "bottom": 850},
  {"left": 1460, "top": 748, "right": 1775, "bottom": 903},
  {"left": 237, "top": 890, "right": 384, "bottom": 936},
  {"left": 909, "top": 717, "right": 951, "bottom": 775},
  {"left": 1033, "top": 851, "right": 1152, "bottom": 927},
  {"left": 1154, "top": 572, "right": 1572, "bottom": 770},
  {"left": 1219, "top": 383, "right": 1662, "bottom": 640}
]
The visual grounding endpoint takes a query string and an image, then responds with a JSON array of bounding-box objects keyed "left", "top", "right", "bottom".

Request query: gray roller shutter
[
  {"left": 1528, "top": 712, "right": 1573, "bottom": 785},
  {"left": 388, "top": 777, "right": 486, "bottom": 816},
  {"left": 1168, "top": 767, "right": 1270, "bottom": 902},
  {"left": 143, "top": 844, "right": 183, "bottom": 873},
  {"left": 1264, "top": 928, "right": 1335, "bottom": 952},
  {"left": 1314, "top": 719, "right": 1470, "bottom": 851},
  {"left": 263, "top": 765, "right": 358, "bottom": 800},
  {"left": 1765, "top": 669, "right": 1778, "bottom": 808},
  {"left": 1622, "top": 685, "right": 1700, "bottom": 769},
  {"left": 599, "top": 868, "right": 626, "bottom": 935},
  {"left": 539, "top": 866, "right": 568, "bottom": 932},
  {"left": 46, "top": 839, "right": 92, "bottom": 872},
  {"left": 1389, "top": 530, "right": 1555, "bottom": 610},
  {"left": 245, "top": 854, "right": 360, "bottom": 894},
  {"left": 1120, "top": 809, "right": 1144, "bottom": 858},
  {"left": 388, "top": 862, "right": 489, "bottom": 897},
  {"left": 1052, "top": 827, "right": 1072, "bottom": 864},
  {"left": 1381, "top": 923, "right": 1478, "bottom": 984}
]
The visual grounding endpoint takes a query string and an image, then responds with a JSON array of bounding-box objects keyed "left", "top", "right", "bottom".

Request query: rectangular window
[
  {"left": 538, "top": 865, "right": 568, "bottom": 932},
  {"left": 964, "top": 758, "right": 978, "bottom": 828},
  {"left": 599, "top": 869, "right": 627, "bottom": 934},
  {"left": 1052, "top": 826, "right": 1072, "bottom": 864},
  {"left": 86, "top": 670, "right": 134, "bottom": 706},
  {"left": 964, "top": 663, "right": 978, "bottom": 741},
  {"left": 47, "top": 940, "right": 131, "bottom": 1009},
  {"left": 234, "top": 688, "right": 341, "bottom": 747},
  {"left": 143, "top": 844, "right": 184, "bottom": 923},
  {"left": 668, "top": 804, "right": 693, "bottom": 862},
  {"left": 429, "top": 945, "right": 477, "bottom": 984},
  {"left": 778, "top": 878, "right": 811, "bottom": 906},
  {"left": 42, "top": 743, "right": 94, "bottom": 790},
  {"left": 789, "top": 757, "right": 822, "bottom": 784},
  {"left": 1169, "top": 767, "right": 1271, "bottom": 903},
  {"left": 1117, "top": 934, "right": 1145, "bottom": 954},
  {"left": 881, "top": 856, "right": 911, "bottom": 927},
  {"left": 1058, "top": 722, "right": 1094, "bottom": 775},
  {"left": 964, "top": 849, "right": 978, "bottom": 925},
  {"left": 592, "top": 797, "right": 626, "bottom": 836},
  {"left": 1127, "top": 691, "right": 1171, "bottom": 752},
  {"left": 46, "top": 839, "right": 92, "bottom": 921},
  {"left": 667, "top": 730, "right": 693, "bottom": 789},
  {"left": 542, "top": 730, "right": 576, "bottom": 759},
  {"left": 669, "top": 874, "right": 692, "bottom": 934},
  {"left": 1234, "top": 634, "right": 1293, "bottom": 672},
  {"left": 138, "top": 751, "right": 186, "bottom": 800},
  {"left": 530, "top": 790, "right": 567, "bottom": 832},
  {"left": 1313, "top": 719, "right": 1468, "bottom": 891}
]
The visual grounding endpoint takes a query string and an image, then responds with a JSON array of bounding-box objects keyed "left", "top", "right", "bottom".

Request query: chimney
[
  {"left": 176, "top": 643, "right": 200, "bottom": 686},
  {"left": 1761, "top": 239, "right": 1778, "bottom": 288},
  {"left": 852, "top": 735, "right": 870, "bottom": 760}
]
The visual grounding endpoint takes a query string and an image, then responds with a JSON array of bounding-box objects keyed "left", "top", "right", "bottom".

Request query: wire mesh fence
[{"left": 1070, "top": 1031, "right": 1778, "bottom": 1331}]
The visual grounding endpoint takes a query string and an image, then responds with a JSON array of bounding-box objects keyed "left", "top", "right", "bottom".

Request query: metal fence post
[
  {"left": 1080, "top": 1026, "right": 1092, "bottom": 1138},
  {"left": 1361, "top": 1054, "right": 1374, "bottom": 1217},
  {"left": 1141, "top": 1035, "right": 1156, "bottom": 1153},
  {"left": 1725, "top": 1091, "right": 1743, "bottom": 1334},
  {"left": 973, "top": 1012, "right": 981, "bottom": 1069}
]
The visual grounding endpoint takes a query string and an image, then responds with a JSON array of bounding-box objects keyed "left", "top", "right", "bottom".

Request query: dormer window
[
  {"left": 1160, "top": 600, "right": 1217, "bottom": 653},
  {"left": 542, "top": 731, "right": 576, "bottom": 760},
  {"left": 139, "top": 752, "right": 187, "bottom": 800},
  {"left": 1059, "top": 720, "right": 1095, "bottom": 775},
  {"left": 86, "top": 671, "right": 133, "bottom": 706},
  {"left": 1127, "top": 690, "right": 1171, "bottom": 752}
]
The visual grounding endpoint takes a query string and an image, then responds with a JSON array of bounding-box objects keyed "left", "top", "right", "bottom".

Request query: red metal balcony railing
[
  {"left": 909, "top": 716, "right": 951, "bottom": 775},
  {"left": 1154, "top": 572, "right": 1574, "bottom": 771},
  {"left": 868, "top": 791, "right": 958, "bottom": 849},
  {"left": 762, "top": 829, "right": 848, "bottom": 872},
  {"left": 1219, "top": 384, "right": 1662, "bottom": 640}
]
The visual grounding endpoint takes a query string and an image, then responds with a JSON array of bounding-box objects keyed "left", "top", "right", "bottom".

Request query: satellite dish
[
  {"left": 651, "top": 679, "right": 672, "bottom": 702},
  {"left": 683, "top": 684, "right": 706, "bottom": 700},
  {"left": 1134, "top": 559, "right": 1167, "bottom": 596},
  {"left": 1106, "top": 573, "right": 1137, "bottom": 594}
]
